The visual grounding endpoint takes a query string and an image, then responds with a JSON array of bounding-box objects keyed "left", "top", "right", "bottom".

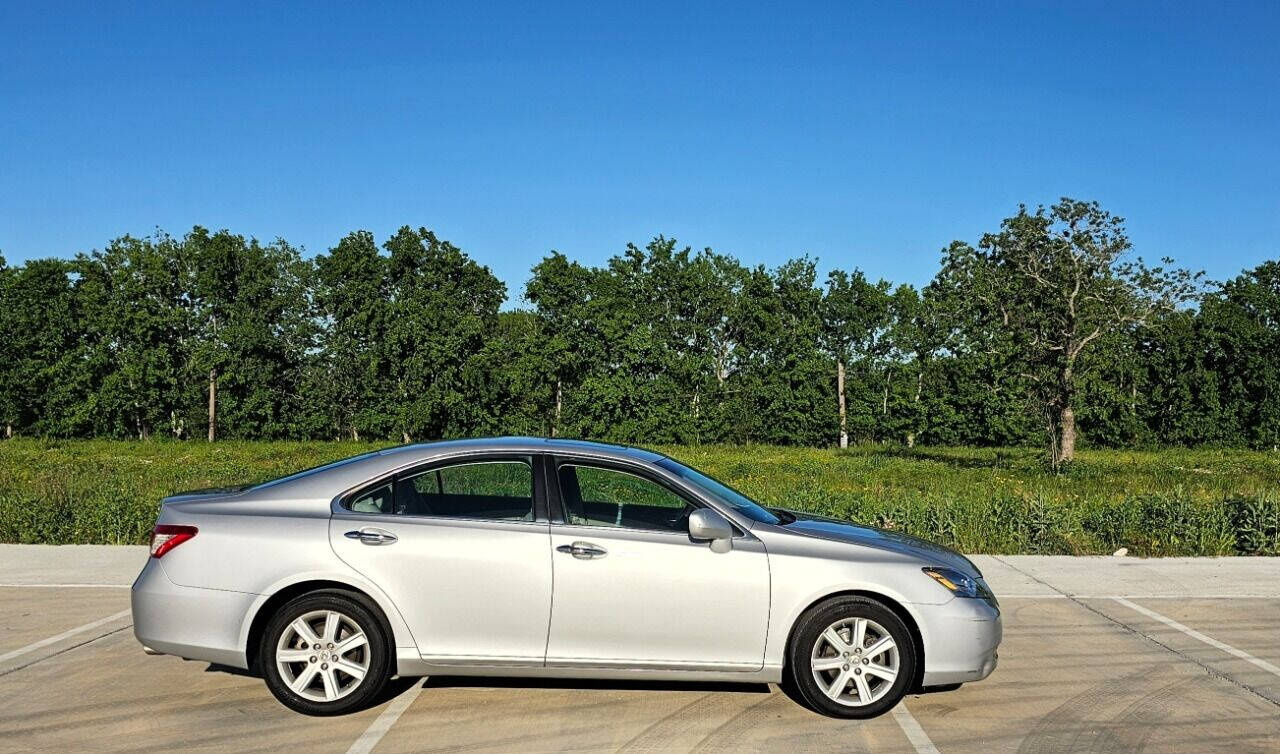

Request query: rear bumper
[
  {"left": 131, "top": 557, "right": 258, "bottom": 669},
  {"left": 918, "top": 597, "right": 1002, "bottom": 687}
]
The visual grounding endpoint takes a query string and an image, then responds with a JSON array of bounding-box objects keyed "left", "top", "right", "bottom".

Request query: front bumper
[
  {"left": 131, "top": 557, "right": 258, "bottom": 669},
  {"left": 917, "top": 596, "right": 1002, "bottom": 687}
]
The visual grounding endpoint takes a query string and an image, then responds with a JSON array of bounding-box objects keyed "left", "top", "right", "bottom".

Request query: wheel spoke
[
  {"left": 865, "top": 662, "right": 897, "bottom": 682},
  {"left": 334, "top": 659, "right": 367, "bottom": 682},
  {"left": 823, "top": 669, "right": 850, "bottom": 700},
  {"left": 290, "top": 664, "right": 319, "bottom": 693},
  {"left": 851, "top": 618, "right": 867, "bottom": 651},
  {"left": 277, "top": 649, "right": 313, "bottom": 663},
  {"left": 853, "top": 673, "right": 873, "bottom": 703},
  {"left": 822, "top": 626, "right": 850, "bottom": 652},
  {"left": 320, "top": 667, "right": 339, "bottom": 700},
  {"left": 291, "top": 618, "right": 320, "bottom": 646},
  {"left": 335, "top": 632, "right": 368, "bottom": 656},
  {"left": 811, "top": 656, "right": 845, "bottom": 672},
  {"left": 863, "top": 636, "right": 895, "bottom": 660},
  {"left": 322, "top": 611, "right": 340, "bottom": 643}
]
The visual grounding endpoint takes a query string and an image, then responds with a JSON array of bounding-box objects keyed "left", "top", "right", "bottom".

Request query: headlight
[{"left": 922, "top": 566, "right": 982, "bottom": 598}]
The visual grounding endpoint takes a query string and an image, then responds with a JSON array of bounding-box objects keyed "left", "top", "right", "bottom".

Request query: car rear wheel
[
  {"left": 260, "top": 591, "right": 391, "bottom": 715},
  {"left": 786, "top": 596, "right": 916, "bottom": 719}
]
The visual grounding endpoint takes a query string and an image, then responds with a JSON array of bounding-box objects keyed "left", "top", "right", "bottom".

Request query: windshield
[{"left": 655, "top": 457, "right": 781, "bottom": 525}]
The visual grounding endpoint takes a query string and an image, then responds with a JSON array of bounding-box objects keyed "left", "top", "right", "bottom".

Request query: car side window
[
  {"left": 350, "top": 482, "right": 393, "bottom": 514},
  {"left": 395, "top": 459, "right": 534, "bottom": 521},
  {"left": 557, "top": 464, "right": 691, "bottom": 532}
]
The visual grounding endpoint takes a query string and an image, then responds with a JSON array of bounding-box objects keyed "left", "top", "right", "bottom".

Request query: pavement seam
[
  {"left": 0, "top": 608, "right": 132, "bottom": 664},
  {"left": 990, "top": 555, "right": 1280, "bottom": 709},
  {"left": 0, "top": 623, "right": 134, "bottom": 677}
]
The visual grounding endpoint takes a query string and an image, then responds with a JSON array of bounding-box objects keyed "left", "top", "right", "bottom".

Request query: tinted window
[
  {"left": 558, "top": 464, "right": 691, "bottom": 532},
  {"left": 350, "top": 483, "right": 394, "bottom": 514},
  {"left": 395, "top": 460, "right": 534, "bottom": 521}
]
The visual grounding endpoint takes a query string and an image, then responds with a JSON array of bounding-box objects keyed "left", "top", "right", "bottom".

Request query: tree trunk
[
  {"left": 907, "top": 369, "right": 923, "bottom": 448},
  {"left": 402, "top": 431, "right": 412, "bottom": 444},
  {"left": 207, "top": 368, "right": 217, "bottom": 442},
  {"left": 351, "top": 425, "right": 360, "bottom": 442},
  {"left": 1057, "top": 405, "right": 1076, "bottom": 464},
  {"left": 836, "top": 360, "right": 848, "bottom": 449},
  {"left": 4, "top": 423, "right": 11, "bottom": 439},
  {"left": 552, "top": 379, "right": 563, "bottom": 437}
]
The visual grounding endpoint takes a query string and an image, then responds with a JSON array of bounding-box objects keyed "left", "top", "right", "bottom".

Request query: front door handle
[
  {"left": 345, "top": 528, "right": 398, "bottom": 546},
  {"left": 556, "top": 541, "right": 607, "bottom": 559}
]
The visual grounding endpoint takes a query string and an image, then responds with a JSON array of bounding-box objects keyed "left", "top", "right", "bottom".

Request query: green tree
[
  {"left": 186, "top": 228, "right": 315, "bottom": 440},
  {"left": 73, "top": 234, "right": 191, "bottom": 438},
  {"left": 938, "top": 199, "right": 1200, "bottom": 465},
  {"left": 382, "top": 226, "right": 505, "bottom": 442},
  {"left": 313, "top": 231, "right": 391, "bottom": 440},
  {"left": 1200, "top": 261, "right": 1280, "bottom": 449},
  {"left": 821, "top": 269, "right": 892, "bottom": 447},
  {"left": 525, "top": 252, "right": 602, "bottom": 437},
  {"left": 0, "top": 258, "right": 86, "bottom": 437}
]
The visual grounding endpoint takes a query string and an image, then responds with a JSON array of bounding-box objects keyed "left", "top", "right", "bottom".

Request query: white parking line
[
  {"left": 0, "top": 583, "right": 131, "bottom": 588},
  {"left": 892, "top": 703, "right": 940, "bottom": 754},
  {"left": 1114, "top": 598, "right": 1280, "bottom": 678},
  {"left": 345, "top": 680, "right": 426, "bottom": 754},
  {"left": 0, "top": 609, "right": 132, "bottom": 664}
]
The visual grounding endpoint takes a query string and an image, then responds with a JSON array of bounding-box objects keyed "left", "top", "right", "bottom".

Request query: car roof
[{"left": 248, "top": 436, "right": 665, "bottom": 501}]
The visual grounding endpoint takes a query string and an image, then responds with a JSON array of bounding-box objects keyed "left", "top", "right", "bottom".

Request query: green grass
[{"left": 1, "top": 439, "right": 1278, "bottom": 555}]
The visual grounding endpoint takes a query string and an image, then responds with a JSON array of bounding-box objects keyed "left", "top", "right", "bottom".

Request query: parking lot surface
[{"left": 1, "top": 547, "right": 1277, "bottom": 753}]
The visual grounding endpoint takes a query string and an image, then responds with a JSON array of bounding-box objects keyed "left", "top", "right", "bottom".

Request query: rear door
[
  {"left": 330, "top": 454, "right": 553, "bottom": 665},
  {"left": 544, "top": 457, "right": 771, "bottom": 671}
]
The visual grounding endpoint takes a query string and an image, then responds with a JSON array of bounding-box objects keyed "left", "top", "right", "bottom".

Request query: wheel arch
[
  {"left": 784, "top": 589, "right": 927, "bottom": 693},
  {"left": 245, "top": 580, "right": 395, "bottom": 674}
]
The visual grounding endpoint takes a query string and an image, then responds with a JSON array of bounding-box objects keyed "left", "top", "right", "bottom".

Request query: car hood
[{"left": 778, "top": 512, "right": 981, "bottom": 578}]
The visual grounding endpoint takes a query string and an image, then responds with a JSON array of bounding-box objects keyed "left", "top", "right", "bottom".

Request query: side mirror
[{"left": 688, "top": 508, "right": 734, "bottom": 553}]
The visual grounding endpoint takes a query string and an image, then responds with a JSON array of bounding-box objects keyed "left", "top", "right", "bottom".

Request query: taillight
[{"left": 150, "top": 525, "right": 198, "bottom": 558}]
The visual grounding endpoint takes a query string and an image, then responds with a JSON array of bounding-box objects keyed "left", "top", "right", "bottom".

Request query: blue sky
[{"left": 2, "top": 1, "right": 1276, "bottom": 302}]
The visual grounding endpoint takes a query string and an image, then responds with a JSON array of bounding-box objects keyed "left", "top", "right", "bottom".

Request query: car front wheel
[
  {"left": 260, "top": 591, "right": 391, "bottom": 715},
  {"left": 787, "top": 596, "right": 917, "bottom": 719}
]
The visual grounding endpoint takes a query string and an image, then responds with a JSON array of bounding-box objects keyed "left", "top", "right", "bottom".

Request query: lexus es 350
[{"left": 132, "top": 437, "right": 1001, "bottom": 718}]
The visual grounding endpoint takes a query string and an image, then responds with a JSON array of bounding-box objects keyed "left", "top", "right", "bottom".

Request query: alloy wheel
[
  {"left": 809, "top": 616, "right": 900, "bottom": 706},
  {"left": 275, "top": 609, "right": 371, "bottom": 703}
]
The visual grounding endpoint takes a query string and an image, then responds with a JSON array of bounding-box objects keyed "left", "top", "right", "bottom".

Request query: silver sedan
[{"left": 132, "top": 437, "right": 1001, "bottom": 718}]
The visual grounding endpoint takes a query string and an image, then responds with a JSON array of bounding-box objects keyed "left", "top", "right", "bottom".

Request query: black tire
[
  {"left": 259, "top": 590, "right": 391, "bottom": 715},
  {"left": 786, "top": 596, "right": 917, "bottom": 719}
]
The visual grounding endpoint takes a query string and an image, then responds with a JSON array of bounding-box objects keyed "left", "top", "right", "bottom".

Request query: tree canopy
[{"left": 2, "top": 198, "right": 1274, "bottom": 458}]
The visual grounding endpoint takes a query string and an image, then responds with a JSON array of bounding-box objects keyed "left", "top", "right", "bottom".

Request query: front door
[
  {"left": 330, "top": 455, "right": 552, "bottom": 664},
  {"left": 544, "top": 460, "right": 770, "bottom": 670}
]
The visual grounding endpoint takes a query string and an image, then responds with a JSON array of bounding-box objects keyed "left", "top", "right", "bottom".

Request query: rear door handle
[
  {"left": 345, "top": 528, "right": 398, "bottom": 546},
  {"left": 556, "top": 541, "right": 607, "bottom": 559}
]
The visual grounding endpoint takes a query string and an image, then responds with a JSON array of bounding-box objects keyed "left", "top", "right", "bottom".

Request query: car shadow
[
  {"left": 422, "top": 675, "right": 772, "bottom": 694},
  {"left": 204, "top": 663, "right": 258, "bottom": 678}
]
